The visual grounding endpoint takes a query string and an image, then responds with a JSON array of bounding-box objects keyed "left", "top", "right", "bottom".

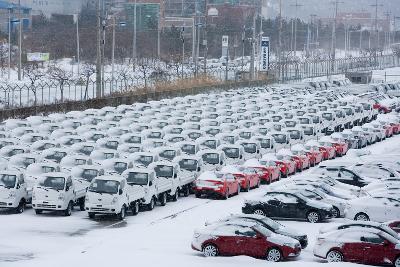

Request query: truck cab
[{"left": 0, "top": 171, "right": 31, "bottom": 213}]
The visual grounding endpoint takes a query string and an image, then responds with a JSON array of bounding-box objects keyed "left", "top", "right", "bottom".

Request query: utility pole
[
  {"left": 132, "top": 0, "right": 137, "bottom": 69},
  {"left": 203, "top": 0, "right": 208, "bottom": 74},
  {"left": 8, "top": 7, "right": 11, "bottom": 80},
  {"left": 278, "top": 0, "right": 282, "bottom": 81},
  {"left": 330, "top": 0, "right": 342, "bottom": 72},
  {"left": 291, "top": 0, "right": 303, "bottom": 58},
  {"left": 371, "top": 0, "right": 383, "bottom": 52},
  {"left": 384, "top": 11, "right": 391, "bottom": 52},
  {"left": 111, "top": 16, "right": 116, "bottom": 87},
  {"left": 250, "top": 13, "right": 256, "bottom": 80},
  {"left": 395, "top": 16, "right": 400, "bottom": 44},
  {"left": 17, "top": 0, "right": 22, "bottom": 81},
  {"left": 96, "top": 0, "right": 102, "bottom": 98},
  {"left": 76, "top": 14, "right": 80, "bottom": 75},
  {"left": 241, "top": 25, "right": 245, "bottom": 74},
  {"left": 181, "top": 26, "right": 185, "bottom": 78}
]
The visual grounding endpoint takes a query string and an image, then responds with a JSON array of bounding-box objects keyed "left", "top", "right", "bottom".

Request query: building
[
  {"left": 321, "top": 12, "right": 390, "bottom": 31},
  {"left": 9, "top": 0, "right": 92, "bottom": 17},
  {"left": 125, "top": 0, "right": 162, "bottom": 31},
  {"left": 0, "top": 1, "right": 31, "bottom": 33}
]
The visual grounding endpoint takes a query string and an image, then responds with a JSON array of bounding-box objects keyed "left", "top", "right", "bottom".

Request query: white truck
[
  {"left": 85, "top": 175, "right": 144, "bottom": 220},
  {"left": 0, "top": 170, "right": 31, "bottom": 213},
  {"left": 32, "top": 172, "right": 86, "bottom": 216}
]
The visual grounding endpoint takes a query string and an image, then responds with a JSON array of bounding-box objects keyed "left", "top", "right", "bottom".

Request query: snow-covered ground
[{"left": 2, "top": 134, "right": 400, "bottom": 267}]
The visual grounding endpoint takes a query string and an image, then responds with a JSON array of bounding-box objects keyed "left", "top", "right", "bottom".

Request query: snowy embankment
[{"left": 2, "top": 134, "right": 400, "bottom": 267}]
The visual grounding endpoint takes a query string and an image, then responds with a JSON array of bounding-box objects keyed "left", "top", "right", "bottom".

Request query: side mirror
[
  {"left": 16, "top": 184, "right": 20, "bottom": 189},
  {"left": 257, "top": 150, "right": 260, "bottom": 154},
  {"left": 240, "top": 155, "right": 243, "bottom": 159},
  {"left": 149, "top": 181, "right": 153, "bottom": 186},
  {"left": 338, "top": 172, "right": 342, "bottom": 178},
  {"left": 119, "top": 189, "right": 123, "bottom": 195},
  {"left": 174, "top": 173, "right": 178, "bottom": 178},
  {"left": 197, "top": 167, "right": 201, "bottom": 172},
  {"left": 66, "top": 186, "right": 70, "bottom": 191},
  {"left": 220, "top": 161, "right": 224, "bottom": 165}
]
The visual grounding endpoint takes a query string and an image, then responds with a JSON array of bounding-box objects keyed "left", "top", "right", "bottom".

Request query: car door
[
  {"left": 340, "top": 231, "right": 368, "bottom": 262},
  {"left": 361, "top": 233, "right": 387, "bottom": 265},
  {"left": 278, "top": 193, "right": 301, "bottom": 218},
  {"left": 213, "top": 225, "right": 242, "bottom": 256},
  {"left": 263, "top": 193, "right": 284, "bottom": 218},
  {"left": 239, "top": 228, "right": 268, "bottom": 258}
]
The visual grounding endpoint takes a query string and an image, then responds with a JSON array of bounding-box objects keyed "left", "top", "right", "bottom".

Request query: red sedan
[
  {"left": 194, "top": 171, "right": 240, "bottom": 199},
  {"left": 192, "top": 222, "right": 302, "bottom": 261},
  {"left": 244, "top": 159, "right": 281, "bottom": 184},
  {"left": 221, "top": 165, "right": 260, "bottom": 191},
  {"left": 306, "top": 141, "right": 335, "bottom": 160}
]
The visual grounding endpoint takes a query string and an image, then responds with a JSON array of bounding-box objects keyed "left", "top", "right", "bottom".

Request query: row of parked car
[{"left": 0, "top": 78, "right": 398, "bottom": 222}]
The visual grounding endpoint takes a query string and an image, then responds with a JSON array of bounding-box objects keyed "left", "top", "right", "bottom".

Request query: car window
[
  {"left": 340, "top": 170, "right": 356, "bottom": 180},
  {"left": 361, "top": 233, "right": 385, "bottom": 244},
  {"left": 235, "top": 228, "right": 257, "bottom": 237}
]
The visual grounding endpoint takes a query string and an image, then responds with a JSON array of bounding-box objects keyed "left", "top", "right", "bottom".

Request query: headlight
[
  {"left": 283, "top": 242, "right": 297, "bottom": 249},
  {"left": 8, "top": 191, "right": 16, "bottom": 199},
  {"left": 58, "top": 194, "right": 65, "bottom": 200},
  {"left": 111, "top": 197, "right": 118, "bottom": 204}
]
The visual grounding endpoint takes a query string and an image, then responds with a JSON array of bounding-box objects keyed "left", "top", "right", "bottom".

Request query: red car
[
  {"left": 275, "top": 154, "right": 297, "bottom": 176},
  {"left": 192, "top": 222, "right": 302, "bottom": 261},
  {"left": 262, "top": 154, "right": 294, "bottom": 178},
  {"left": 244, "top": 159, "right": 281, "bottom": 184},
  {"left": 314, "top": 228, "right": 400, "bottom": 266},
  {"left": 281, "top": 150, "right": 310, "bottom": 171},
  {"left": 387, "top": 220, "right": 400, "bottom": 233},
  {"left": 319, "top": 138, "right": 348, "bottom": 157},
  {"left": 194, "top": 171, "right": 240, "bottom": 199},
  {"left": 306, "top": 141, "right": 335, "bottom": 160},
  {"left": 303, "top": 144, "right": 324, "bottom": 165},
  {"left": 221, "top": 165, "right": 260, "bottom": 191}
]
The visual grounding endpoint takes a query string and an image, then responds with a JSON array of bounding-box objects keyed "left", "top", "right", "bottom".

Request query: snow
[{"left": 1, "top": 134, "right": 400, "bottom": 266}]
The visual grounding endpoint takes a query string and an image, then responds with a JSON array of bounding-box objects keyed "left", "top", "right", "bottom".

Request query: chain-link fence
[{"left": 0, "top": 54, "right": 399, "bottom": 110}]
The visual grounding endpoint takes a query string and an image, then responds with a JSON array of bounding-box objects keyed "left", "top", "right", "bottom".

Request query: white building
[{"left": 10, "top": 0, "right": 94, "bottom": 17}]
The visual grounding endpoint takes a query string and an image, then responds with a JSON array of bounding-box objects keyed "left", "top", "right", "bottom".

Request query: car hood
[
  {"left": 276, "top": 225, "right": 306, "bottom": 239},
  {"left": 86, "top": 191, "right": 116, "bottom": 205},
  {"left": 306, "top": 199, "right": 332, "bottom": 210}
]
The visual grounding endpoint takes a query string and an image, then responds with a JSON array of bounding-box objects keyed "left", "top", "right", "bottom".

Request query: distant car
[
  {"left": 387, "top": 220, "right": 400, "bottom": 233},
  {"left": 206, "top": 214, "right": 308, "bottom": 248},
  {"left": 191, "top": 222, "right": 301, "bottom": 261},
  {"left": 194, "top": 171, "right": 239, "bottom": 199},
  {"left": 345, "top": 196, "right": 400, "bottom": 222},
  {"left": 242, "top": 191, "right": 334, "bottom": 223},
  {"left": 314, "top": 228, "right": 400, "bottom": 266},
  {"left": 220, "top": 165, "right": 260, "bottom": 191}
]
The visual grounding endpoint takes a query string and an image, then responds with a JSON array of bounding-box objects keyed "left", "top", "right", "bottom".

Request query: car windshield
[
  {"left": 272, "top": 134, "right": 287, "bottom": 144},
  {"left": 170, "top": 137, "right": 185, "bottom": 143},
  {"left": 127, "top": 136, "right": 141, "bottom": 144},
  {"left": 0, "top": 174, "right": 16, "bottom": 188},
  {"left": 202, "top": 153, "right": 220, "bottom": 164},
  {"left": 160, "top": 150, "right": 176, "bottom": 160},
  {"left": 299, "top": 118, "right": 310, "bottom": 124},
  {"left": 179, "top": 159, "right": 198, "bottom": 171},
  {"left": 92, "top": 134, "right": 104, "bottom": 141},
  {"left": 202, "top": 140, "right": 217, "bottom": 149},
  {"left": 80, "top": 146, "right": 94, "bottom": 155},
  {"left": 322, "top": 113, "right": 333, "bottom": 120},
  {"left": 288, "top": 130, "right": 301, "bottom": 139},
  {"left": 22, "top": 157, "right": 36, "bottom": 167},
  {"left": 260, "top": 217, "right": 281, "bottom": 230},
  {"left": 188, "top": 132, "right": 201, "bottom": 139},
  {"left": 88, "top": 180, "right": 119, "bottom": 194},
  {"left": 9, "top": 149, "right": 24, "bottom": 157},
  {"left": 181, "top": 144, "right": 196, "bottom": 155},
  {"left": 39, "top": 177, "right": 65, "bottom": 191},
  {"left": 46, "top": 151, "right": 67, "bottom": 163},
  {"left": 105, "top": 141, "right": 119, "bottom": 150},
  {"left": 260, "top": 160, "right": 275, "bottom": 167},
  {"left": 285, "top": 121, "right": 296, "bottom": 127},
  {"left": 127, "top": 172, "right": 148, "bottom": 185},
  {"left": 154, "top": 165, "right": 174, "bottom": 178},
  {"left": 81, "top": 169, "right": 99, "bottom": 182},
  {"left": 223, "top": 136, "right": 235, "bottom": 144},
  {"left": 242, "top": 143, "right": 257, "bottom": 153},
  {"left": 222, "top": 148, "right": 239, "bottom": 158},
  {"left": 114, "top": 162, "right": 127, "bottom": 174},
  {"left": 42, "top": 166, "right": 55, "bottom": 173},
  {"left": 135, "top": 156, "right": 153, "bottom": 167},
  {"left": 303, "top": 127, "right": 314, "bottom": 135}
]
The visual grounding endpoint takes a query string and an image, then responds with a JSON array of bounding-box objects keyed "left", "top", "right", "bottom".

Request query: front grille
[
  {"left": 0, "top": 202, "right": 7, "bottom": 207},
  {"left": 36, "top": 204, "right": 57, "bottom": 209},
  {"left": 90, "top": 207, "right": 110, "bottom": 212}
]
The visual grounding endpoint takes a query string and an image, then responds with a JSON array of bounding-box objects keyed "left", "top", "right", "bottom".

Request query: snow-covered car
[
  {"left": 221, "top": 165, "right": 260, "bottom": 192},
  {"left": 314, "top": 228, "right": 400, "bottom": 266},
  {"left": 192, "top": 222, "right": 301, "bottom": 261},
  {"left": 345, "top": 196, "right": 400, "bottom": 222},
  {"left": 193, "top": 171, "right": 239, "bottom": 199},
  {"left": 0, "top": 171, "right": 31, "bottom": 213}
]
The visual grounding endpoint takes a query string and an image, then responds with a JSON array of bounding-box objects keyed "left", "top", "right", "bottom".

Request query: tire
[
  {"left": 237, "top": 185, "right": 241, "bottom": 195},
  {"left": 223, "top": 189, "right": 229, "bottom": 200},
  {"left": 195, "top": 193, "right": 201, "bottom": 198},
  {"left": 131, "top": 201, "right": 140, "bottom": 215},
  {"left": 88, "top": 212, "right": 95, "bottom": 219},
  {"left": 35, "top": 209, "right": 43, "bottom": 215},
  {"left": 326, "top": 250, "right": 343, "bottom": 263},
  {"left": 307, "top": 211, "right": 320, "bottom": 223},
  {"left": 160, "top": 193, "right": 167, "bottom": 206},
  {"left": 282, "top": 171, "right": 287, "bottom": 178},
  {"left": 147, "top": 197, "right": 155, "bottom": 211},
  {"left": 266, "top": 248, "right": 282, "bottom": 262},
  {"left": 245, "top": 182, "right": 250, "bottom": 192},
  {"left": 202, "top": 244, "right": 219, "bottom": 257},
  {"left": 15, "top": 200, "right": 25, "bottom": 214},
  {"left": 256, "top": 179, "right": 261, "bottom": 188},
  {"left": 64, "top": 202, "right": 73, "bottom": 217},
  {"left": 118, "top": 205, "right": 126, "bottom": 221},
  {"left": 332, "top": 207, "right": 340, "bottom": 218},
  {"left": 171, "top": 190, "right": 178, "bottom": 202},
  {"left": 79, "top": 198, "right": 85, "bottom": 211},
  {"left": 253, "top": 209, "right": 266, "bottom": 216},
  {"left": 395, "top": 256, "right": 400, "bottom": 267},
  {"left": 183, "top": 186, "right": 190, "bottom": 197},
  {"left": 354, "top": 212, "right": 370, "bottom": 221}
]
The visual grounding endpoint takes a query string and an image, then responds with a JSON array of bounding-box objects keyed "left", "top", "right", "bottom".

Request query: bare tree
[
  {"left": 47, "top": 66, "right": 71, "bottom": 102},
  {"left": 138, "top": 59, "right": 151, "bottom": 88},
  {"left": 0, "top": 43, "right": 7, "bottom": 77},
  {"left": 24, "top": 64, "right": 45, "bottom": 106},
  {"left": 80, "top": 63, "right": 95, "bottom": 100},
  {"left": 117, "top": 64, "right": 131, "bottom": 91}
]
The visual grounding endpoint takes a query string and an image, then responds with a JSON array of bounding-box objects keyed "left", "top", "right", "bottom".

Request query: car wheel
[
  {"left": 118, "top": 205, "right": 126, "bottom": 220},
  {"left": 79, "top": 198, "right": 85, "bottom": 211},
  {"left": 195, "top": 193, "right": 201, "bottom": 198},
  {"left": 35, "top": 209, "right": 43, "bottom": 215},
  {"left": 307, "top": 211, "right": 320, "bottom": 223},
  {"left": 237, "top": 185, "right": 241, "bottom": 195},
  {"left": 147, "top": 198, "right": 155, "bottom": 210},
  {"left": 354, "top": 212, "right": 369, "bottom": 221},
  {"left": 202, "top": 244, "right": 218, "bottom": 257},
  {"left": 266, "top": 248, "right": 282, "bottom": 262},
  {"left": 395, "top": 256, "right": 400, "bottom": 267},
  {"left": 246, "top": 182, "right": 250, "bottom": 192},
  {"left": 172, "top": 190, "right": 179, "bottom": 202},
  {"left": 327, "top": 250, "right": 343, "bottom": 262},
  {"left": 88, "top": 212, "right": 95, "bottom": 219},
  {"left": 64, "top": 202, "right": 73, "bottom": 216},
  {"left": 332, "top": 207, "right": 340, "bottom": 218},
  {"left": 132, "top": 201, "right": 140, "bottom": 215},
  {"left": 15, "top": 200, "right": 25, "bottom": 214},
  {"left": 183, "top": 186, "right": 190, "bottom": 197},
  {"left": 253, "top": 209, "right": 266, "bottom": 216},
  {"left": 224, "top": 189, "right": 229, "bottom": 200},
  {"left": 160, "top": 193, "right": 167, "bottom": 206},
  {"left": 256, "top": 179, "right": 261, "bottom": 188}
]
